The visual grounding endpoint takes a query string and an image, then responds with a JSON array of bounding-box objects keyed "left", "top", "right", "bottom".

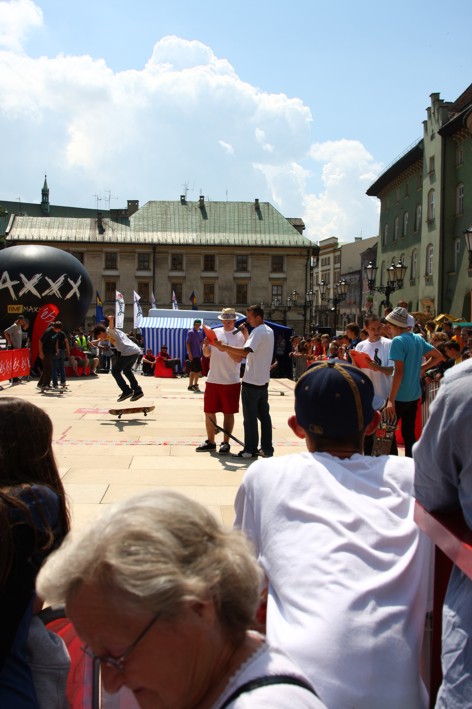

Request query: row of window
[
  {"left": 101, "top": 282, "right": 289, "bottom": 307},
  {"left": 74, "top": 252, "right": 287, "bottom": 273}
]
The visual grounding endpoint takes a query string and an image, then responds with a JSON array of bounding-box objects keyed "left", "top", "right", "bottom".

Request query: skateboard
[
  {"left": 109, "top": 405, "right": 155, "bottom": 420},
  {"left": 371, "top": 413, "right": 398, "bottom": 456},
  {"left": 209, "top": 417, "right": 244, "bottom": 447}
]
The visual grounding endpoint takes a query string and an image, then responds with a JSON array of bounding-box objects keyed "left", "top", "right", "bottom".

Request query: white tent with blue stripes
[{"left": 139, "top": 317, "right": 195, "bottom": 364}]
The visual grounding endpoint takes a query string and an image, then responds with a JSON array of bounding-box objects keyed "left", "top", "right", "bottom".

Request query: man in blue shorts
[
  {"left": 186, "top": 319, "right": 204, "bottom": 392},
  {"left": 196, "top": 308, "right": 246, "bottom": 455}
]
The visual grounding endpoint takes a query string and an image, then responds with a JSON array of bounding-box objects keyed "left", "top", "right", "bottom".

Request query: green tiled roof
[{"left": 6, "top": 200, "right": 311, "bottom": 248}]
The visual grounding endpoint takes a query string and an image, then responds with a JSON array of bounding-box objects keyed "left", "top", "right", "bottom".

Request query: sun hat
[
  {"left": 218, "top": 308, "right": 237, "bottom": 321},
  {"left": 295, "top": 361, "right": 375, "bottom": 437},
  {"left": 385, "top": 307, "right": 409, "bottom": 329}
]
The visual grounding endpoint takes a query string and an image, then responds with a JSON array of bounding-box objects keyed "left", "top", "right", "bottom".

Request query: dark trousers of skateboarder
[{"left": 112, "top": 353, "right": 142, "bottom": 400}]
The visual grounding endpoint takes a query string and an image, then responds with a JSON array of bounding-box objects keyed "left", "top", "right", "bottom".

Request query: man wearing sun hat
[
  {"left": 195, "top": 308, "right": 247, "bottom": 455},
  {"left": 235, "top": 360, "right": 432, "bottom": 707},
  {"left": 385, "top": 306, "right": 443, "bottom": 456}
]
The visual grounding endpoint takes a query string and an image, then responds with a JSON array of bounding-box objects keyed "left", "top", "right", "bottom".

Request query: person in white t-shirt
[
  {"left": 354, "top": 314, "right": 393, "bottom": 454},
  {"left": 234, "top": 361, "right": 432, "bottom": 708},
  {"left": 210, "top": 304, "right": 274, "bottom": 459},
  {"left": 195, "top": 308, "right": 246, "bottom": 456}
]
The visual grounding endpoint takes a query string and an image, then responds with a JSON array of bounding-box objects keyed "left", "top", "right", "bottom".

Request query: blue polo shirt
[{"left": 389, "top": 331, "right": 434, "bottom": 401}]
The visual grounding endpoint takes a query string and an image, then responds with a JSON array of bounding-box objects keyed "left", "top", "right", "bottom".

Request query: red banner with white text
[{"left": 0, "top": 348, "right": 31, "bottom": 382}]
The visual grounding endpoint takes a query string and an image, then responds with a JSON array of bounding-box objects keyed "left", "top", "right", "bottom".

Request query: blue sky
[{"left": 1, "top": 0, "right": 471, "bottom": 242}]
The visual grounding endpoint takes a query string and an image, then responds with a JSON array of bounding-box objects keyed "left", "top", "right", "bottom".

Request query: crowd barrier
[{"left": 0, "top": 348, "right": 31, "bottom": 382}]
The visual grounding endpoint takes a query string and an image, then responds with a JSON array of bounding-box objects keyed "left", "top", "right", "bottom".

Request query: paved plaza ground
[{"left": 2, "top": 372, "right": 304, "bottom": 531}]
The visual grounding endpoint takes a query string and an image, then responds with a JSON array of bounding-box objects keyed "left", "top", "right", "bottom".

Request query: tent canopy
[{"left": 139, "top": 316, "right": 195, "bottom": 364}]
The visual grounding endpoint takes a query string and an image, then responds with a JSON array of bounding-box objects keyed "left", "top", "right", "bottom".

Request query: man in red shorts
[{"left": 196, "top": 308, "right": 247, "bottom": 455}]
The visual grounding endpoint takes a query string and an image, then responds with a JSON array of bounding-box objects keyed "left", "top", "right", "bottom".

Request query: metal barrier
[{"left": 421, "top": 379, "right": 441, "bottom": 426}]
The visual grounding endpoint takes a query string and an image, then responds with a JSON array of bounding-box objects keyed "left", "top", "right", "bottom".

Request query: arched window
[
  {"left": 393, "top": 217, "right": 399, "bottom": 243},
  {"left": 414, "top": 204, "right": 422, "bottom": 232},
  {"left": 382, "top": 224, "right": 389, "bottom": 247},
  {"left": 427, "top": 190, "right": 435, "bottom": 221},
  {"left": 411, "top": 249, "right": 418, "bottom": 279},
  {"left": 456, "top": 183, "right": 464, "bottom": 216},
  {"left": 426, "top": 244, "right": 433, "bottom": 276},
  {"left": 402, "top": 211, "right": 409, "bottom": 237}
]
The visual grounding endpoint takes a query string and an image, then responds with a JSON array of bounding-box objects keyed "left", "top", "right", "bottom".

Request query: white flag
[
  {"left": 172, "top": 290, "right": 179, "bottom": 310},
  {"left": 115, "top": 291, "right": 125, "bottom": 328},
  {"left": 133, "top": 290, "right": 143, "bottom": 328},
  {"left": 151, "top": 291, "right": 156, "bottom": 308}
]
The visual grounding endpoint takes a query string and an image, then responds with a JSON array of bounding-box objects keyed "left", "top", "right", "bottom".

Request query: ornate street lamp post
[{"left": 365, "top": 258, "right": 407, "bottom": 308}]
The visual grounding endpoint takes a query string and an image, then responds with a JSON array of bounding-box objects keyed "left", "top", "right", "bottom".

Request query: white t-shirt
[
  {"left": 207, "top": 327, "right": 245, "bottom": 385},
  {"left": 235, "top": 452, "right": 431, "bottom": 709},
  {"left": 243, "top": 324, "right": 274, "bottom": 386},
  {"left": 212, "top": 635, "right": 325, "bottom": 708},
  {"left": 355, "top": 336, "right": 392, "bottom": 409}
]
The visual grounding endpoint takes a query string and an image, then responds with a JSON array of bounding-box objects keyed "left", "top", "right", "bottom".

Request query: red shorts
[{"left": 204, "top": 382, "right": 241, "bottom": 414}]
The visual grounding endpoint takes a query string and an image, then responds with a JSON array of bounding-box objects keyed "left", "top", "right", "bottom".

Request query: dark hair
[
  {"left": 246, "top": 304, "right": 264, "bottom": 319},
  {"left": 0, "top": 399, "right": 70, "bottom": 584},
  {"left": 346, "top": 323, "right": 360, "bottom": 337},
  {"left": 93, "top": 324, "right": 107, "bottom": 337},
  {"left": 445, "top": 340, "right": 460, "bottom": 352},
  {"left": 364, "top": 314, "right": 381, "bottom": 326}
]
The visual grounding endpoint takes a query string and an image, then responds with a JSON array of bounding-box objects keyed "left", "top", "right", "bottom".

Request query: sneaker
[
  {"left": 130, "top": 391, "right": 144, "bottom": 402},
  {"left": 188, "top": 385, "right": 195, "bottom": 391},
  {"left": 257, "top": 449, "right": 274, "bottom": 458},
  {"left": 195, "top": 440, "right": 217, "bottom": 452},
  {"left": 219, "top": 442, "right": 231, "bottom": 455},
  {"left": 117, "top": 391, "right": 133, "bottom": 403},
  {"left": 193, "top": 386, "right": 202, "bottom": 393},
  {"left": 90, "top": 371, "right": 98, "bottom": 377},
  {"left": 232, "top": 450, "right": 258, "bottom": 459}
]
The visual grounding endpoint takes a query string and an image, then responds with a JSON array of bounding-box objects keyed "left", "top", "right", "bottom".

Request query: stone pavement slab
[{"left": 2, "top": 373, "right": 303, "bottom": 530}]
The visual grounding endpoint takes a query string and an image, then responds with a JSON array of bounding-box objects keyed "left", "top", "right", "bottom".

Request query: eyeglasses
[{"left": 81, "top": 613, "right": 160, "bottom": 673}]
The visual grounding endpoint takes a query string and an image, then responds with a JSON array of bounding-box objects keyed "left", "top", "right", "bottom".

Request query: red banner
[
  {"left": 0, "top": 349, "right": 31, "bottom": 382},
  {"left": 30, "top": 303, "right": 60, "bottom": 366}
]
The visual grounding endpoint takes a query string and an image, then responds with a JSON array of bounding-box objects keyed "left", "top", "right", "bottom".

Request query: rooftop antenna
[
  {"left": 182, "top": 182, "right": 193, "bottom": 200},
  {"left": 104, "top": 190, "right": 118, "bottom": 211},
  {"left": 93, "top": 194, "right": 102, "bottom": 211}
]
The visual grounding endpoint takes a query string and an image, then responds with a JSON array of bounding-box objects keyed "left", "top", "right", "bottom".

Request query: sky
[{"left": 0, "top": 0, "right": 471, "bottom": 243}]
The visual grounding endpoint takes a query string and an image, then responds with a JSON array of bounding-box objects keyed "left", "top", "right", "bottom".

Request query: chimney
[
  {"left": 97, "top": 212, "right": 106, "bottom": 235},
  {"left": 254, "top": 198, "right": 260, "bottom": 209},
  {"left": 127, "top": 200, "right": 139, "bottom": 216},
  {"left": 180, "top": 195, "right": 186, "bottom": 205},
  {"left": 199, "top": 195, "right": 205, "bottom": 209}
]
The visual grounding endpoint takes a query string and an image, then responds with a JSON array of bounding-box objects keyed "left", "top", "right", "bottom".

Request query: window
[
  {"left": 104, "top": 281, "right": 116, "bottom": 302},
  {"left": 404, "top": 182, "right": 409, "bottom": 197},
  {"left": 272, "top": 284, "right": 283, "bottom": 304},
  {"left": 426, "top": 245, "right": 433, "bottom": 276},
  {"left": 456, "top": 183, "right": 464, "bottom": 216},
  {"left": 203, "top": 283, "right": 215, "bottom": 303},
  {"left": 203, "top": 254, "right": 216, "bottom": 272},
  {"left": 456, "top": 144, "right": 463, "bottom": 166},
  {"left": 411, "top": 250, "right": 418, "bottom": 280},
  {"left": 137, "top": 282, "right": 150, "bottom": 303},
  {"left": 235, "top": 255, "right": 248, "bottom": 272},
  {"left": 454, "top": 238, "right": 461, "bottom": 272},
  {"left": 105, "top": 252, "right": 117, "bottom": 270},
  {"left": 427, "top": 190, "right": 435, "bottom": 221},
  {"left": 171, "top": 283, "right": 182, "bottom": 303},
  {"left": 382, "top": 224, "right": 389, "bottom": 247},
  {"left": 137, "top": 253, "right": 150, "bottom": 271},
  {"left": 429, "top": 156, "right": 435, "bottom": 174},
  {"left": 402, "top": 212, "right": 408, "bottom": 238},
  {"left": 414, "top": 204, "right": 422, "bottom": 232},
  {"left": 393, "top": 216, "right": 399, "bottom": 243},
  {"left": 171, "top": 254, "right": 184, "bottom": 271},
  {"left": 71, "top": 252, "right": 84, "bottom": 264},
  {"left": 271, "top": 255, "right": 284, "bottom": 273},
  {"left": 235, "top": 283, "right": 248, "bottom": 304}
]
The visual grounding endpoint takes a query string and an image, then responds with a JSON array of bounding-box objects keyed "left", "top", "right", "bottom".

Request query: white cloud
[
  {"left": 0, "top": 0, "right": 42, "bottom": 52},
  {"left": 0, "top": 6, "right": 381, "bottom": 241}
]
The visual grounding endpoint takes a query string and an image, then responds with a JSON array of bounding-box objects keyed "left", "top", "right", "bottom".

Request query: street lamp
[
  {"left": 365, "top": 258, "right": 407, "bottom": 308},
  {"left": 464, "top": 226, "right": 472, "bottom": 268},
  {"left": 318, "top": 279, "right": 348, "bottom": 333}
]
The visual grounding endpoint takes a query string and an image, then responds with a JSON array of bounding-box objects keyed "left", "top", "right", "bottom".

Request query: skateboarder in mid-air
[{"left": 92, "top": 315, "right": 144, "bottom": 402}]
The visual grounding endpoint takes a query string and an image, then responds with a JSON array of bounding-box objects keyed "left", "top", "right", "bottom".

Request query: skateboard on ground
[
  {"left": 109, "top": 405, "right": 155, "bottom": 420},
  {"left": 209, "top": 417, "right": 244, "bottom": 446},
  {"left": 371, "top": 413, "right": 398, "bottom": 456}
]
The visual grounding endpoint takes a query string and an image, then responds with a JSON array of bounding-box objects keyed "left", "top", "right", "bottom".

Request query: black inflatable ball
[{"left": 0, "top": 244, "right": 93, "bottom": 334}]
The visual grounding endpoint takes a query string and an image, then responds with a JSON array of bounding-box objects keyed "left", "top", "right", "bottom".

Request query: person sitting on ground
[
  {"left": 157, "top": 344, "right": 182, "bottom": 376},
  {"left": 141, "top": 348, "right": 157, "bottom": 376},
  {"left": 0, "top": 398, "right": 70, "bottom": 707},
  {"left": 68, "top": 345, "right": 88, "bottom": 376},
  {"left": 38, "top": 489, "right": 324, "bottom": 709},
  {"left": 234, "top": 361, "right": 432, "bottom": 708}
]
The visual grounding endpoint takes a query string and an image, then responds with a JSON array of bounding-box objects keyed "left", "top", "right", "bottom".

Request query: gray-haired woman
[{"left": 37, "top": 490, "right": 324, "bottom": 709}]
